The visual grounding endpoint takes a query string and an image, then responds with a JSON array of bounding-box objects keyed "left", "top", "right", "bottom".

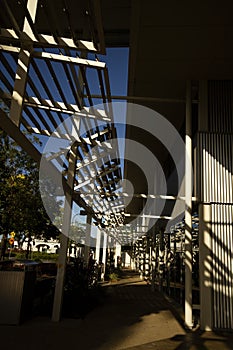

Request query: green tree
[{"left": 0, "top": 128, "right": 60, "bottom": 259}]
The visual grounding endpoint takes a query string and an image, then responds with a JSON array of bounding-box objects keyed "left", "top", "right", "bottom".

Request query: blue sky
[
  {"left": 100, "top": 47, "right": 129, "bottom": 96},
  {"left": 0, "top": 47, "right": 129, "bottom": 236},
  {"left": 0, "top": 47, "right": 129, "bottom": 102},
  {"left": 0, "top": 46, "right": 129, "bottom": 146}
]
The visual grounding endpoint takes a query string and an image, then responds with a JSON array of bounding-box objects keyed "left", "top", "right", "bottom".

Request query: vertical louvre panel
[
  {"left": 198, "top": 133, "right": 233, "bottom": 329},
  {"left": 198, "top": 133, "right": 233, "bottom": 204},
  {"left": 199, "top": 78, "right": 233, "bottom": 328},
  {"left": 212, "top": 204, "right": 233, "bottom": 330},
  {"left": 208, "top": 80, "right": 233, "bottom": 133},
  {"left": 198, "top": 79, "right": 233, "bottom": 331},
  {"left": 198, "top": 131, "right": 233, "bottom": 329}
]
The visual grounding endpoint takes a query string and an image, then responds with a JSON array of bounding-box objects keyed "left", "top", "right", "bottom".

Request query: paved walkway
[{"left": 1, "top": 270, "right": 233, "bottom": 349}]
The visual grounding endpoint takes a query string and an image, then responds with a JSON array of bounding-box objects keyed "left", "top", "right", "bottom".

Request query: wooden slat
[
  {"left": 0, "top": 45, "right": 20, "bottom": 53},
  {"left": 32, "top": 51, "right": 106, "bottom": 69},
  {"left": 0, "top": 28, "right": 99, "bottom": 52},
  {"left": 2, "top": 0, "right": 21, "bottom": 37},
  {"left": 20, "top": 0, "right": 40, "bottom": 40}
]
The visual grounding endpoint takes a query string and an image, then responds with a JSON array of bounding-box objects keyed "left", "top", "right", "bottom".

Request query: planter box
[{"left": 0, "top": 269, "right": 36, "bottom": 324}]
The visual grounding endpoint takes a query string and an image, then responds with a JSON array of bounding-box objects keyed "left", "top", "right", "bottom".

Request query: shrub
[{"left": 15, "top": 251, "right": 58, "bottom": 261}]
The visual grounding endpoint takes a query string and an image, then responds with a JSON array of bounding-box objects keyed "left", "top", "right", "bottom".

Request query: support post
[
  {"left": 101, "top": 232, "right": 107, "bottom": 280},
  {"left": 114, "top": 241, "right": 121, "bottom": 268},
  {"left": 52, "top": 143, "right": 77, "bottom": 322},
  {"left": 84, "top": 213, "right": 92, "bottom": 266},
  {"left": 185, "top": 80, "right": 193, "bottom": 329},
  {"left": 95, "top": 228, "right": 101, "bottom": 263},
  {"left": 139, "top": 238, "right": 144, "bottom": 280},
  {"left": 159, "top": 230, "right": 164, "bottom": 292},
  {"left": 151, "top": 229, "right": 156, "bottom": 292},
  {"left": 9, "top": 0, "right": 38, "bottom": 126}
]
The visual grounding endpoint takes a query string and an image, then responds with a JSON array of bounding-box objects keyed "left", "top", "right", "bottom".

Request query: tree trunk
[
  {"left": 25, "top": 234, "right": 31, "bottom": 259},
  {"left": 0, "top": 233, "right": 7, "bottom": 260}
]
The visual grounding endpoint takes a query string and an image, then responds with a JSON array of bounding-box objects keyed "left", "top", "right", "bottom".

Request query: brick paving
[{"left": 0, "top": 270, "right": 233, "bottom": 349}]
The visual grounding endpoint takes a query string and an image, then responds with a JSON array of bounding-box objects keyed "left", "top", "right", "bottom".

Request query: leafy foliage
[
  {"left": 14, "top": 251, "right": 58, "bottom": 261},
  {"left": 0, "top": 128, "right": 60, "bottom": 258}
]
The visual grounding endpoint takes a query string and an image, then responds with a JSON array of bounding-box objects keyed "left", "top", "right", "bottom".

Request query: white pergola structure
[{"left": 0, "top": 0, "right": 125, "bottom": 321}]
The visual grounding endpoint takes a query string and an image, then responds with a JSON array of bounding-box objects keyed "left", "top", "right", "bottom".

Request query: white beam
[
  {"left": 84, "top": 94, "right": 186, "bottom": 104},
  {"left": 52, "top": 143, "right": 77, "bottom": 322},
  {"left": 95, "top": 229, "right": 101, "bottom": 263},
  {"left": 23, "top": 0, "right": 38, "bottom": 40},
  {"left": 0, "top": 28, "right": 100, "bottom": 52},
  {"left": 0, "top": 44, "right": 20, "bottom": 53},
  {"left": 1, "top": 91, "right": 111, "bottom": 121},
  {"left": 0, "top": 28, "right": 18, "bottom": 40},
  {"left": 101, "top": 233, "right": 107, "bottom": 280},
  {"left": 185, "top": 80, "right": 193, "bottom": 329},
  {"left": 32, "top": 51, "right": 106, "bottom": 69},
  {"left": 84, "top": 213, "right": 92, "bottom": 266},
  {"left": 114, "top": 241, "right": 121, "bottom": 268},
  {"left": 39, "top": 35, "right": 98, "bottom": 52},
  {"left": 9, "top": 48, "right": 31, "bottom": 126},
  {"left": 9, "top": 0, "right": 38, "bottom": 126}
]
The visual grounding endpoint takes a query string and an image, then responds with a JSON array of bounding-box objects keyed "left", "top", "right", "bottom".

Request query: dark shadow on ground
[
  {"left": 1, "top": 269, "right": 233, "bottom": 350},
  {"left": 123, "top": 331, "right": 233, "bottom": 350}
]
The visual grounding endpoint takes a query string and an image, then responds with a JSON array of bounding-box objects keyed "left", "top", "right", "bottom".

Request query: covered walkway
[
  {"left": 1, "top": 270, "right": 233, "bottom": 350},
  {"left": 0, "top": 0, "right": 233, "bottom": 336}
]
